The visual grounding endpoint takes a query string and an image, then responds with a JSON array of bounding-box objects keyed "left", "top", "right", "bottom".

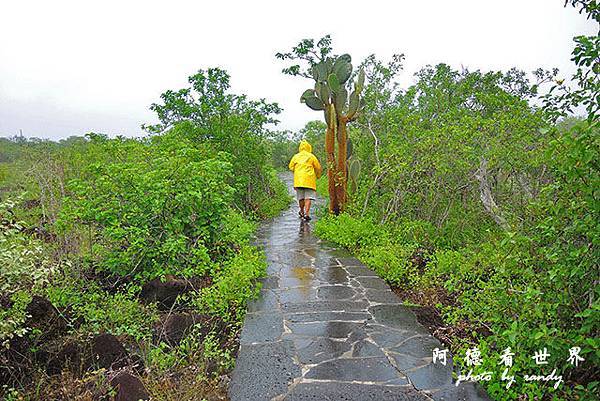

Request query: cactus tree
[{"left": 277, "top": 36, "right": 365, "bottom": 214}]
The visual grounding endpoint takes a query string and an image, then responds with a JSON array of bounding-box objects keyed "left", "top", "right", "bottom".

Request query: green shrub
[
  {"left": 197, "top": 245, "right": 266, "bottom": 322},
  {"left": 251, "top": 168, "right": 291, "bottom": 219},
  {"left": 360, "top": 243, "right": 420, "bottom": 287},
  {"left": 47, "top": 280, "right": 158, "bottom": 342},
  {"left": 0, "top": 196, "right": 53, "bottom": 347},
  {"left": 315, "top": 213, "right": 385, "bottom": 251},
  {"left": 57, "top": 133, "right": 235, "bottom": 282}
]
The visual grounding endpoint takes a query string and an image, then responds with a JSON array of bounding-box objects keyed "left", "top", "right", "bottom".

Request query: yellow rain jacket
[{"left": 289, "top": 140, "right": 322, "bottom": 190}]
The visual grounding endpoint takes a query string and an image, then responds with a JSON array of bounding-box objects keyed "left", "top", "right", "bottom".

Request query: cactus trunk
[
  {"left": 325, "top": 119, "right": 338, "bottom": 214},
  {"left": 335, "top": 117, "right": 348, "bottom": 211}
]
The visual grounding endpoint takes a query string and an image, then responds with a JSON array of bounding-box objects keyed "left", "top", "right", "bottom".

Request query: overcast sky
[{"left": 0, "top": 0, "right": 597, "bottom": 140}]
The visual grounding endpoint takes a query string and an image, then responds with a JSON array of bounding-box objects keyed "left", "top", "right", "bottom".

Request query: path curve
[{"left": 229, "top": 173, "right": 490, "bottom": 401}]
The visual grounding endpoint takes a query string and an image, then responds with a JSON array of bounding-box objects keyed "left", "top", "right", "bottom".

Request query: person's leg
[
  {"left": 303, "top": 189, "right": 316, "bottom": 220},
  {"left": 296, "top": 188, "right": 305, "bottom": 217},
  {"left": 304, "top": 198, "right": 311, "bottom": 217}
]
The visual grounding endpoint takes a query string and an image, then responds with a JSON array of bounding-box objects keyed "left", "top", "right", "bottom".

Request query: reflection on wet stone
[
  {"left": 344, "top": 264, "right": 379, "bottom": 277},
  {"left": 281, "top": 300, "right": 369, "bottom": 313},
  {"left": 405, "top": 362, "right": 453, "bottom": 391},
  {"left": 246, "top": 289, "right": 279, "bottom": 314},
  {"left": 317, "top": 267, "right": 349, "bottom": 283},
  {"left": 279, "top": 287, "right": 318, "bottom": 303},
  {"left": 283, "top": 266, "right": 315, "bottom": 279},
  {"left": 239, "top": 312, "right": 283, "bottom": 344},
  {"left": 389, "top": 335, "right": 442, "bottom": 359},
  {"left": 365, "top": 288, "right": 401, "bottom": 304},
  {"left": 296, "top": 337, "right": 352, "bottom": 364},
  {"left": 355, "top": 276, "right": 391, "bottom": 289},
  {"left": 285, "top": 311, "right": 370, "bottom": 323},
  {"left": 352, "top": 340, "right": 387, "bottom": 358},
  {"left": 317, "top": 285, "right": 356, "bottom": 300},
  {"left": 259, "top": 275, "right": 279, "bottom": 289},
  {"left": 369, "top": 304, "right": 421, "bottom": 329},
  {"left": 305, "top": 357, "right": 404, "bottom": 382},
  {"left": 279, "top": 277, "right": 315, "bottom": 289},
  {"left": 287, "top": 321, "right": 364, "bottom": 338}
]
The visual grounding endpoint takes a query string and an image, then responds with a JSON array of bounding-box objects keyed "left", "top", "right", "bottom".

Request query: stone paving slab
[
  {"left": 229, "top": 173, "right": 490, "bottom": 401},
  {"left": 283, "top": 382, "right": 429, "bottom": 401}
]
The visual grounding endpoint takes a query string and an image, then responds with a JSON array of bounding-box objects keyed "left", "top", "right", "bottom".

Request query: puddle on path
[{"left": 291, "top": 266, "right": 316, "bottom": 295}]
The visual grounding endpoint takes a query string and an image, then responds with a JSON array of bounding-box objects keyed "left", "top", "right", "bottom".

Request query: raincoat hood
[
  {"left": 289, "top": 140, "right": 322, "bottom": 190},
  {"left": 299, "top": 140, "right": 312, "bottom": 153}
]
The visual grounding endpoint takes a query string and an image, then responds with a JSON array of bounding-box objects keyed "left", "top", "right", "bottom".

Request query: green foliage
[
  {"left": 202, "top": 332, "right": 236, "bottom": 373},
  {"left": 315, "top": 21, "right": 598, "bottom": 397},
  {"left": 315, "top": 213, "right": 385, "bottom": 251},
  {"left": 145, "top": 330, "right": 234, "bottom": 377},
  {"left": 347, "top": 61, "right": 551, "bottom": 246},
  {"left": 0, "top": 197, "right": 54, "bottom": 294},
  {"left": 0, "top": 196, "right": 54, "bottom": 346},
  {"left": 143, "top": 69, "right": 286, "bottom": 218},
  {"left": 0, "top": 291, "right": 32, "bottom": 348},
  {"left": 196, "top": 245, "right": 266, "bottom": 322},
  {"left": 249, "top": 168, "right": 292, "bottom": 219},
  {"left": 300, "top": 120, "right": 327, "bottom": 167},
  {"left": 47, "top": 280, "right": 159, "bottom": 342},
  {"left": 314, "top": 214, "right": 420, "bottom": 287},
  {"left": 266, "top": 130, "right": 300, "bottom": 170},
  {"left": 315, "top": 175, "right": 328, "bottom": 196},
  {"left": 281, "top": 39, "right": 366, "bottom": 121},
  {"left": 57, "top": 132, "right": 233, "bottom": 281},
  {"left": 347, "top": 157, "right": 361, "bottom": 193}
]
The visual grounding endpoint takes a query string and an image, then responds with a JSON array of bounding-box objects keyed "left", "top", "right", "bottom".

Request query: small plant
[{"left": 203, "top": 332, "right": 235, "bottom": 374}]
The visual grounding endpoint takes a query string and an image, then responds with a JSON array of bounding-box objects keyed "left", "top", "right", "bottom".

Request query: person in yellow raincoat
[{"left": 288, "top": 140, "right": 322, "bottom": 221}]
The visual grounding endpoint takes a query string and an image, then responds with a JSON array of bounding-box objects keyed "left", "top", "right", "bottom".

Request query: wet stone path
[{"left": 229, "top": 174, "right": 490, "bottom": 401}]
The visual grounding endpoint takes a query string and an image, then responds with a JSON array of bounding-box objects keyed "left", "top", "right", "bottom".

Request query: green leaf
[
  {"left": 300, "top": 89, "right": 315, "bottom": 102},
  {"left": 337, "top": 53, "right": 351, "bottom": 64},
  {"left": 335, "top": 87, "right": 347, "bottom": 114},
  {"left": 356, "top": 69, "right": 365, "bottom": 92},
  {"left": 313, "top": 62, "right": 328, "bottom": 82},
  {"left": 303, "top": 95, "right": 325, "bottom": 111},
  {"left": 316, "top": 82, "right": 330, "bottom": 104},
  {"left": 333, "top": 54, "right": 353, "bottom": 83},
  {"left": 328, "top": 73, "right": 341, "bottom": 94},
  {"left": 348, "top": 89, "right": 360, "bottom": 116}
]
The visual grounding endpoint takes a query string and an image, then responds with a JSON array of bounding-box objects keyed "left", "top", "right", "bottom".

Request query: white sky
[{"left": 0, "top": 0, "right": 597, "bottom": 140}]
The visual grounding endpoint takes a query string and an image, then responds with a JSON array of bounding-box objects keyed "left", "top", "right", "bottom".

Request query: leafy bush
[
  {"left": 47, "top": 279, "right": 158, "bottom": 342},
  {"left": 0, "top": 196, "right": 54, "bottom": 346},
  {"left": 197, "top": 245, "right": 266, "bottom": 322},
  {"left": 315, "top": 213, "right": 385, "bottom": 251},
  {"left": 57, "top": 132, "right": 235, "bottom": 282},
  {"left": 315, "top": 214, "right": 419, "bottom": 287},
  {"left": 144, "top": 69, "right": 285, "bottom": 218},
  {"left": 315, "top": 121, "right": 599, "bottom": 399},
  {"left": 0, "top": 67, "right": 288, "bottom": 399},
  {"left": 250, "top": 168, "right": 292, "bottom": 219}
]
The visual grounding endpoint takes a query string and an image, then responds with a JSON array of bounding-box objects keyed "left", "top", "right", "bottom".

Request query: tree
[
  {"left": 143, "top": 68, "right": 282, "bottom": 211},
  {"left": 276, "top": 36, "right": 366, "bottom": 214}
]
